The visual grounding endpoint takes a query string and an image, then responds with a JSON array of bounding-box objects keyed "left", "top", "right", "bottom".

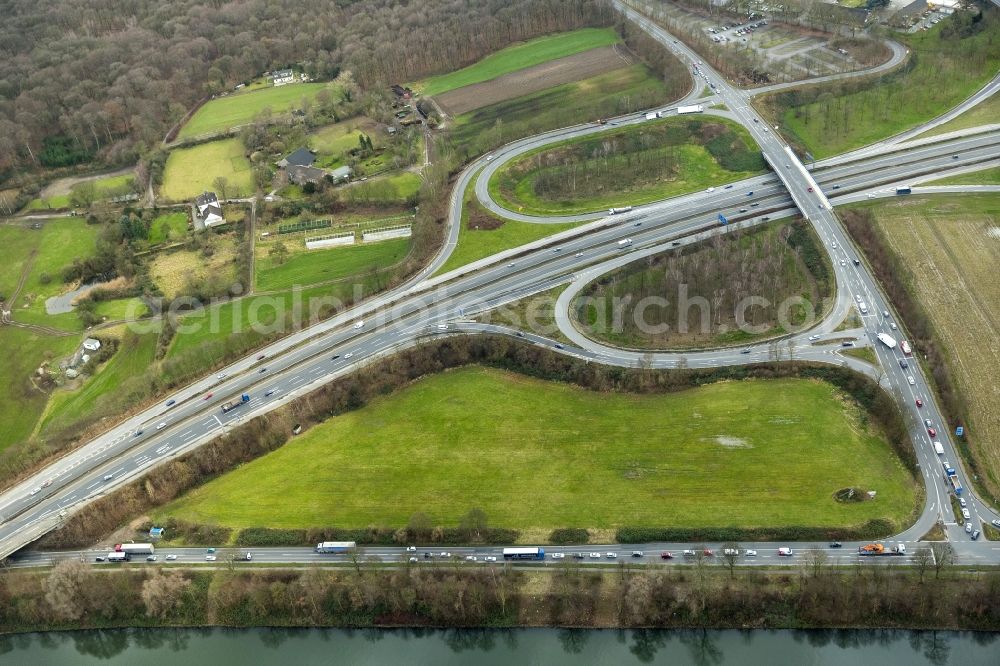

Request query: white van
[{"left": 777, "top": 547, "right": 794, "bottom": 557}]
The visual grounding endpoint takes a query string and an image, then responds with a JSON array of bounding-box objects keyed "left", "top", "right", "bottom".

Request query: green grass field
[
  {"left": 147, "top": 212, "right": 190, "bottom": 244},
  {"left": 928, "top": 166, "right": 1000, "bottom": 186},
  {"left": 41, "top": 331, "right": 158, "bottom": 434},
  {"left": 490, "top": 117, "right": 765, "bottom": 215},
  {"left": 414, "top": 28, "right": 621, "bottom": 96},
  {"left": 26, "top": 174, "right": 136, "bottom": 211},
  {"left": 925, "top": 94, "right": 1000, "bottom": 138},
  {"left": 255, "top": 238, "right": 411, "bottom": 291},
  {"left": 772, "top": 10, "right": 1000, "bottom": 157},
  {"left": 450, "top": 64, "right": 677, "bottom": 158},
  {"left": 434, "top": 174, "right": 580, "bottom": 276},
  {"left": 178, "top": 83, "right": 337, "bottom": 139},
  {"left": 161, "top": 139, "right": 254, "bottom": 201},
  {"left": 0, "top": 327, "right": 79, "bottom": 453},
  {"left": 0, "top": 224, "right": 43, "bottom": 298},
  {"left": 160, "top": 367, "right": 916, "bottom": 531}
]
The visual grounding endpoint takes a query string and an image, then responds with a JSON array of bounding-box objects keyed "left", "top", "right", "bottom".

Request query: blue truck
[{"left": 221, "top": 394, "right": 250, "bottom": 413}]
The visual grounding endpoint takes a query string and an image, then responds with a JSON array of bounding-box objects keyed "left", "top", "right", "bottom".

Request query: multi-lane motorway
[{"left": 3, "top": 4, "right": 1000, "bottom": 566}]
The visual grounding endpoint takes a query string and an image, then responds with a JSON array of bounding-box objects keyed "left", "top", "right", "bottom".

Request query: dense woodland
[{"left": 0, "top": 0, "right": 614, "bottom": 179}]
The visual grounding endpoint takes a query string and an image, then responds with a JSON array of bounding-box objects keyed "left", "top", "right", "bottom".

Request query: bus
[
  {"left": 502, "top": 547, "right": 545, "bottom": 560},
  {"left": 315, "top": 541, "right": 356, "bottom": 554}
]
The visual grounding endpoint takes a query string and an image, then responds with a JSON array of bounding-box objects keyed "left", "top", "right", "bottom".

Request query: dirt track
[{"left": 435, "top": 45, "right": 633, "bottom": 116}]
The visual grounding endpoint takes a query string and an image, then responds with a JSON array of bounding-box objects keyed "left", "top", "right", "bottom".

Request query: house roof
[
  {"left": 195, "top": 191, "right": 218, "bottom": 208},
  {"left": 330, "top": 165, "right": 352, "bottom": 179},
  {"left": 287, "top": 164, "right": 326, "bottom": 184},
  {"left": 273, "top": 69, "right": 294, "bottom": 79},
  {"left": 281, "top": 147, "right": 316, "bottom": 168}
]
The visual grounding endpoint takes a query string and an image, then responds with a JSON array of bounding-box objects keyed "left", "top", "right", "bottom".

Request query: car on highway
[
  {"left": 552, "top": 553, "right": 565, "bottom": 559},
  {"left": 553, "top": 247, "right": 561, "bottom": 253},
  {"left": 554, "top": 343, "right": 564, "bottom": 350},
  {"left": 354, "top": 320, "right": 364, "bottom": 329},
  {"left": 744, "top": 550, "right": 757, "bottom": 557},
  {"left": 344, "top": 352, "right": 353, "bottom": 359},
  {"left": 30, "top": 487, "right": 40, "bottom": 495},
  {"left": 205, "top": 555, "right": 217, "bottom": 561},
  {"left": 724, "top": 184, "right": 734, "bottom": 189},
  {"left": 746, "top": 191, "right": 753, "bottom": 196},
  {"left": 777, "top": 547, "right": 794, "bottom": 556},
  {"left": 606, "top": 552, "right": 617, "bottom": 559},
  {"left": 217, "top": 373, "right": 227, "bottom": 379},
  {"left": 808, "top": 335, "right": 820, "bottom": 341},
  {"left": 831, "top": 242, "right": 837, "bottom": 249},
  {"left": 259, "top": 367, "right": 267, "bottom": 374},
  {"left": 900, "top": 359, "right": 909, "bottom": 369},
  {"left": 575, "top": 252, "right": 583, "bottom": 257},
  {"left": 134, "top": 430, "right": 144, "bottom": 437},
  {"left": 962, "top": 508, "right": 971, "bottom": 519},
  {"left": 660, "top": 551, "right": 674, "bottom": 559},
  {"left": 95, "top": 556, "right": 105, "bottom": 562},
  {"left": 832, "top": 184, "right": 840, "bottom": 189},
  {"left": 706, "top": 187, "right": 715, "bottom": 192},
  {"left": 146, "top": 555, "right": 157, "bottom": 562},
  {"left": 103, "top": 473, "right": 114, "bottom": 481},
  {"left": 257, "top": 354, "right": 266, "bottom": 360},
  {"left": 841, "top": 341, "right": 854, "bottom": 347},
  {"left": 928, "top": 427, "right": 937, "bottom": 437},
  {"left": 907, "top": 376, "right": 916, "bottom": 386},
  {"left": 165, "top": 399, "right": 176, "bottom": 407},
  {"left": 409, "top": 557, "right": 418, "bottom": 563},
  {"left": 631, "top": 551, "right": 644, "bottom": 558},
  {"left": 203, "top": 393, "right": 213, "bottom": 400},
  {"left": 965, "top": 523, "right": 973, "bottom": 533},
  {"left": 207, "top": 547, "right": 215, "bottom": 553},
  {"left": 465, "top": 555, "right": 477, "bottom": 561},
  {"left": 406, "top": 546, "right": 416, "bottom": 552},
  {"left": 589, "top": 552, "right": 601, "bottom": 559},
  {"left": 423, "top": 552, "right": 433, "bottom": 559},
  {"left": 485, "top": 556, "right": 498, "bottom": 562},
  {"left": 840, "top": 260, "right": 846, "bottom": 266},
  {"left": 156, "top": 422, "right": 166, "bottom": 430},
  {"left": 952, "top": 155, "right": 959, "bottom": 159},
  {"left": 973, "top": 529, "right": 981, "bottom": 540},
  {"left": 960, "top": 498, "right": 967, "bottom": 507},
  {"left": 890, "top": 322, "right": 897, "bottom": 330},
  {"left": 572, "top": 553, "right": 585, "bottom": 559},
  {"left": 829, "top": 542, "right": 843, "bottom": 548},
  {"left": 264, "top": 390, "right": 275, "bottom": 397},
  {"left": 741, "top": 348, "right": 751, "bottom": 354},
  {"left": 507, "top": 262, "right": 515, "bottom": 268},
  {"left": 925, "top": 419, "right": 933, "bottom": 427},
  {"left": 703, "top": 549, "right": 714, "bottom": 556},
  {"left": 439, "top": 552, "right": 451, "bottom": 558},
  {"left": 634, "top": 221, "right": 642, "bottom": 227},
  {"left": 807, "top": 186, "right": 813, "bottom": 192},
  {"left": 682, "top": 550, "right": 696, "bottom": 557},
  {"left": 915, "top": 398, "right": 923, "bottom": 407},
  {"left": 165, "top": 554, "right": 178, "bottom": 561},
  {"left": 992, "top": 519, "right": 1000, "bottom": 528}
]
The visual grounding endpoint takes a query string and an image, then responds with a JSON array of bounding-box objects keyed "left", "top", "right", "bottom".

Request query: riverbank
[{"left": 2, "top": 562, "right": 1000, "bottom": 635}]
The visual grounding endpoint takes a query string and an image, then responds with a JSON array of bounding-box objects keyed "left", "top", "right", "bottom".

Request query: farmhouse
[
  {"left": 194, "top": 191, "right": 226, "bottom": 228},
  {"left": 277, "top": 147, "right": 316, "bottom": 169},
  {"left": 272, "top": 69, "right": 295, "bottom": 86}
]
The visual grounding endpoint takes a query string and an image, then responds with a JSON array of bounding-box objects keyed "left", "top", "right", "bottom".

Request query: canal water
[{"left": 0, "top": 627, "right": 996, "bottom": 664}]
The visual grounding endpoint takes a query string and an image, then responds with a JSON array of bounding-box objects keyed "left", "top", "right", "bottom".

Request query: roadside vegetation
[
  {"left": 927, "top": 166, "right": 1000, "bottom": 186},
  {"left": 160, "top": 139, "right": 253, "bottom": 202},
  {"left": 255, "top": 238, "right": 410, "bottom": 292},
  {"left": 763, "top": 7, "right": 1000, "bottom": 157},
  {"left": 491, "top": 117, "right": 765, "bottom": 215},
  {"left": 434, "top": 175, "right": 580, "bottom": 276},
  {"left": 924, "top": 93, "right": 1000, "bottom": 138},
  {"left": 415, "top": 27, "right": 621, "bottom": 95},
  {"left": 841, "top": 194, "right": 1000, "bottom": 502},
  {"left": 480, "top": 285, "right": 572, "bottom": 343},
  {"left": 575, "top": 220, "right": 833, "bottom": 349},
  {"left": 159, "top": 366, "right": 913, "bottom": 533}
]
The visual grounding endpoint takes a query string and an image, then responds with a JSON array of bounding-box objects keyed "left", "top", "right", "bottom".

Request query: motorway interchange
[{"left": 3, "top": 4, "right": 1000, "bottom": 567}]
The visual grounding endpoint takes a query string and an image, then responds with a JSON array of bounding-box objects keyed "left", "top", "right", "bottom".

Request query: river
[{"left": 1, "top": 627, "right": 997, "bottom": 664}]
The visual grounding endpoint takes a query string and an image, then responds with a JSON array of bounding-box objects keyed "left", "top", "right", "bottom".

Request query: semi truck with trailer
[
  {"left": 115, "top": 543, "right": 155, "bottom": 555},
  {"left": 315, "top": 541, "right": 357, "bottom": 554},
  {"left": 858, "top": 543, "right": 906, "bottom": 556},
  {"left": 877, "top": 333, "right": 897, "bottom": 349},
  {"left": 942, "top": 461, "right": 963, "bottom": 495},
  {"left": 106, "top": 551, "right": 129, "bottom": 562},
  {"left": 221, "top": 394, "right": 250, "bottom": 413},
  {"left": 676, "top": 105, "right": 704, "bottom": 114}
]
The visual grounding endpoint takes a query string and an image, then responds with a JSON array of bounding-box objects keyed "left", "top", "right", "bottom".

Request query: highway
[{"left": 2, "top": 4, "right": 1000, "bottom": 566}]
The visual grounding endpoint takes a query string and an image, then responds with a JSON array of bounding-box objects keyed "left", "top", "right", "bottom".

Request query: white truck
[
  {"left": 618, "top": 238, "right": 633, "bottom": 249},
  {"left": 608, "top": 206, "right": 633, "bottom": 215},
  {"left": 876, "top": 333, "right": 897, "bottom": 349},
  {"left": 115, "top": 543, "right": 155, "bottom": 555},
  {"left": 677, "top": 104, "right": 704, "bottom": 114},
  {"left": 644, "top": 111, "right": 657, "bottom": 120},
  {"left": 933, "top": 441, "right": 944, "bottom": 455}
]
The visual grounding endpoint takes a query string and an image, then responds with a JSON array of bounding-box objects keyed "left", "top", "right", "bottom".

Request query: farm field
[
  {"left": 0, "top": 224, "right": 43, "bottom": 298},
  {"left": 177, "top": 83, "right": 336, "bottom": 139},
  {"left": 160, "top": 139, "right": 253, "bottom": 201},
  {"left": 491, "top": 116, "right": 765, "bottom": 215},
  {"left": 160, "top": 367, "right": 916, "bottom": 531},
  {"left": 414, "top": 28, "right": 621, "bottom": 96},
  {"left": 149, "top": 241, "right": 238, "bottom": 299},
  {"left": 436, "top": 46, "right": 631, "bottom": 115},
  {"left": 342, "top": 171, "right": 422, "bottom": 206},
  {"left": 26, "top": 173, "right": 137, "bottom": 211},
  {"left": 575, "top": 220, "right": 832, "bottom": 349},
  {"left": 864, "top": 194, "right": 1000, "bottom": 496},
  {"left": 255, "top": 237, "right": 411, "bottom": 291},
  {"left": 768, "top": 9, "right": 1000, "bottom": 157},
  {"left": 449, "top": 64, "right": 682, "bottom": 158},
  {"left": 434, "top": 176, "right": 580, "bottom": 276}
]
